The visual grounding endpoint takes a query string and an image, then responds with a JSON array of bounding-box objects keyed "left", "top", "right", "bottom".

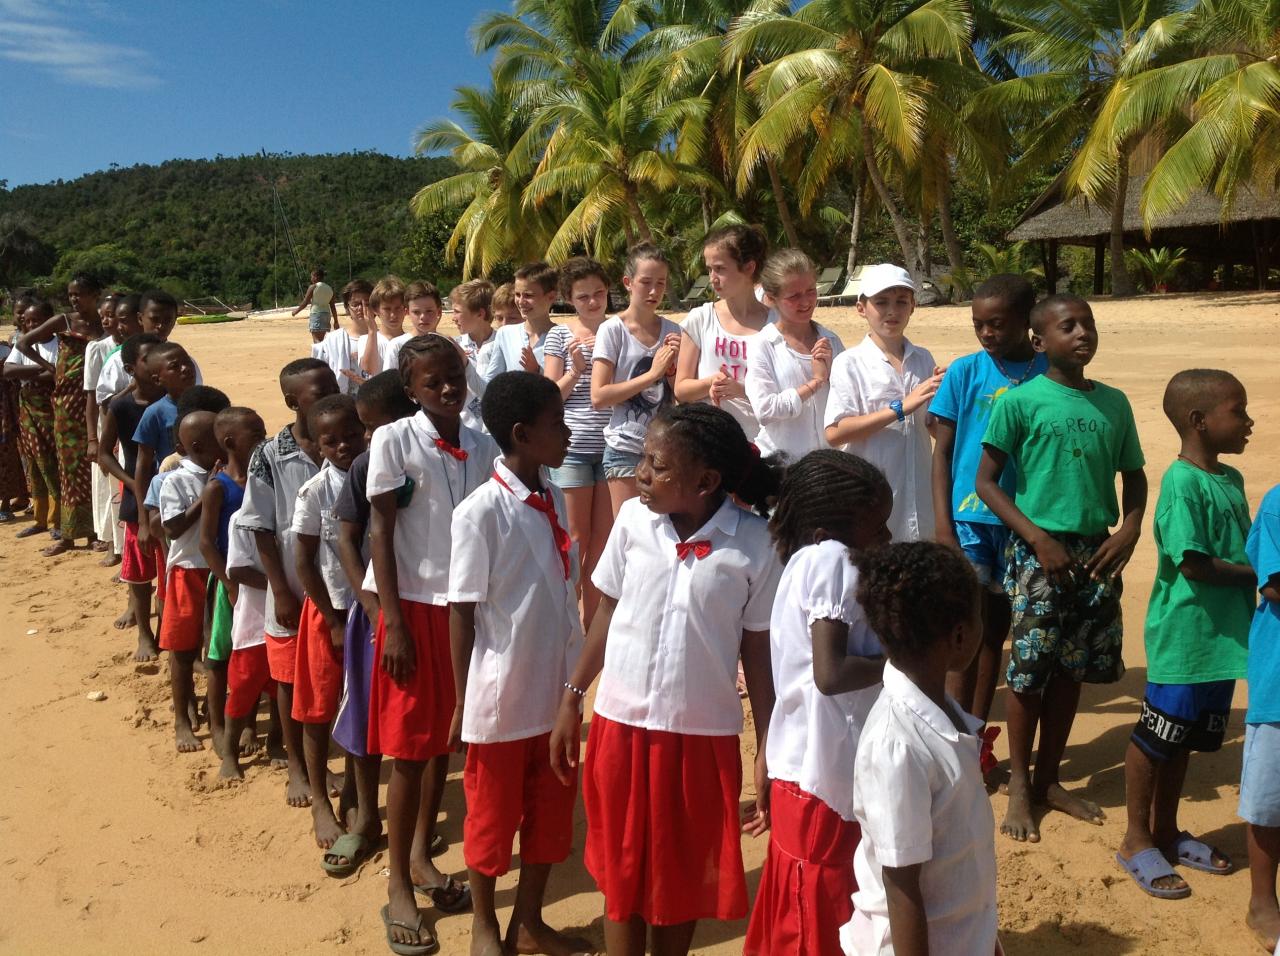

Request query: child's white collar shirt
[
  {"left": 825, "top": 335, "right": 937, "bottom": 542},
  {"left": 746, "top": 322, "right": 845, "bottom": 461},
  {"left": 363, "top": 410, "right": 498, "bottom": 606},
  {"left": 314, "top": 328, "right": 363, "bottom": 395},
  {"left": 357, "top": 331, "right": 399, "bottom": 375},
  {"left": 158, "top": 459, "right": 210, "bottom": 570},
  {"left": 226, "top": 515, "right": 267, "bottom": 651},
  {"left": 291, "top": 461, "right": 354, "bottom": 612},
  {"left": 591, "top": 497, "right": 782, "bottom": 736},
  {"left": 842, "top": 661, "right": 998, "bottom": 956},
  {"left": 765, "top": 540, "right": 883, "bottom": 821},
  {"left": 448, "top": 458, "right": 585, "bottom": 743}
]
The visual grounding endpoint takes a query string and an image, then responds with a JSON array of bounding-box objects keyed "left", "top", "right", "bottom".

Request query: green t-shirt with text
[
  {"left": 981, "top": 375, "right": 1144, "bottom": 536},
  {"left": 1144, "top": 459, "right": 1253, "bottom": 683}
]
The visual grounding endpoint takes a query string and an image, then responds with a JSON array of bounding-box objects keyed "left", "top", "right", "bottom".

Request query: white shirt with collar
[
  {"left": 746, "top": 322, "right": 845, "bottom": 461},
  {"left": 313, "top": 328, "right": 364, "bottom": 395},
  {"left": 765, "top": 540, "right": 884, "bottom": 822},
  {"left": 291, "top": 460, "right": 355, "bottom": 612},
  {"left": 96, "top": 350, "right": 203, "bottom": 406},
  {"left": 448, "top": 458, "right": 585, "bottom": 744},
  {"left": 158, "top": 459, "right": 210, "bottom": 571},
  {"left": 842, "top": 661, "right": 998, "bottom": 956},
  {"left": 591, "top": 496, "right": 783, "bottom": 736},
  {"left": 364, "top": 410, "right": 498, "bottom": 605},
  {"left": 226, "top": 515, "right": 267, "bottom": 651},
  {"left": 356, "top": 331, "right": 399, "bottom": 375},
  {"left": 825, "top": 335, "right": 937, "bottom": 542}
]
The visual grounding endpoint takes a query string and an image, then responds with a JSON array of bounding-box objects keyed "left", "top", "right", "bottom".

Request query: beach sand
[{"left": 2, "top": 290, "right": 1279, "bottom": 955}]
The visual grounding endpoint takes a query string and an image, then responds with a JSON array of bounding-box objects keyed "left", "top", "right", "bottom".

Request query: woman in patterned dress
[
  {"left": 0, "top": 293, "right": 31, "bottom": 519},
  {"left": 7, "top": 298, "right": 60, "bottom": 539}
]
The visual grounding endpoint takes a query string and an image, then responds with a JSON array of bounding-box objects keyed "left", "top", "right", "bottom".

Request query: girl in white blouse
[
  {"left": 549, "top": 403, "right": 784, "bottom": 956},
  {"left": 745, "top": 449, "right": 893, "bottom": 956},
  {"left": 746, "top": 250, "right": 845, "bottom": 461}
]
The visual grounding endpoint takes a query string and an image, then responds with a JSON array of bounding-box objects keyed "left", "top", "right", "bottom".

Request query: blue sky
[{"left": 0, "top": 0, "right": 499, "bottom": 187}]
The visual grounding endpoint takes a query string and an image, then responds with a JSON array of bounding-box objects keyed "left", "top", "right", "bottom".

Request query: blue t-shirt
[
  {"left": 133, "top": 394, "right": 178, "bottom": 461},
  {"left": 928, "top": 350, "right": 1047, "bottom": 525},
  {"left": 1246, "top": 484, "right": 1280, "bottom": 723},
  {"left": 213, "top": 470, "right": 245, "bottom": 558}
]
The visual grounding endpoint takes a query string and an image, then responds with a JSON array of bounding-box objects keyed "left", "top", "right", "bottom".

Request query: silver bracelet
[{"left": 564, "top": 681, "right": 587, "bottom": 698}]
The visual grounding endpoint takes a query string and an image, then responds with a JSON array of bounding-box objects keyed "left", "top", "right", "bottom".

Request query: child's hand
[
  {"left": 137, "top": 521, "right": 152, "bottom": 549},
  {"left": 447, "top": 705, "right": 465, "bottom": 753},
  {"left": 520, "top": 344, "right": 540, "bottom": 373},
  {"left": 548, "top": 698, "right": 582, "bottom": 786},
  {"left": 273, "top": 590, "right": 301, "bottom": 633},
  {"left": 1086, "top": 525, "right": 1139, "bottom": 580},
  {"left": 87, "top": 439, "right": 99, "bottom": 461},
  {"left": 811, "top": 337, "right": 833, "bottom": 383},
  {"left": 905, "top": 370, "right": 944, "bottom": 414},
  {"left": 568, "top": 340, "right": 587, "bottom": 375},
  {"left": 652, "top": 340, "right": 680, "bottom": 381},
  {"left": 381, "top": 617, "right": 416, "bottom": 683},
  {"left": 359, "top": 589, "right": 381, "bottom": 624},
  {"left": 742, "top": 750, "right": 771, "bottom": 837},
  {"left": 710, "top": 365, "right": 745, "bottom": 404},
  {"left": 325, "top": 612, "right": 345, "bottom": 649},
  {"left": 1031, "top": 532, "right": 1075, "bottom": 583}
]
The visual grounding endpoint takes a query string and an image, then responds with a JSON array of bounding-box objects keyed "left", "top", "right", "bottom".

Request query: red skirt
[
  {"left": 367, "top": 600, "right": 455, "bottom": 762},
  {"left": 157, "top": 566, "right": 209, "bottom": 652},
  {"left": 583, "top": 715, "right": 746, "bottom": 926},
  {"left": 744, "top": 779, "right": 861, "bottom": 956},
  {"left": 291, "top": 598, "right": 345, "bottom": 724}
]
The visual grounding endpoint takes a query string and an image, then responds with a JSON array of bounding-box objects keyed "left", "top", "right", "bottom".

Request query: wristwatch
[{"left": 889, "top": 399, "right": 905, "bottom": 422}]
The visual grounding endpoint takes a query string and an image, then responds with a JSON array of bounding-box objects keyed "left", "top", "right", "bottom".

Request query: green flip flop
[{"left": 321, "top": 832, "right": 372, "bottom": 878}]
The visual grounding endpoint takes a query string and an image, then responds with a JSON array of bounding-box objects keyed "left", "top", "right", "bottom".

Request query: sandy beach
[{"left": 3, "top": 290, "right": 1279, "bottom": 955}]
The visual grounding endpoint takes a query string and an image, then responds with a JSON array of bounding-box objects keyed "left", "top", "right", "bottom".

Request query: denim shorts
[
  {"left": 603, "top": 446, "right": 642, "bottom": 480},
  {"left": 307, "top": 312, "right": 329, "bottom": 333},
  {"left": 955, "top": 520, "right": 1010, "bottom": 592},
  {"left": 1240, "top": 722, "right": 1280, "bottom": 826},
  {"left": 549, "top": 452, "right": 605, "bottom": 489}
]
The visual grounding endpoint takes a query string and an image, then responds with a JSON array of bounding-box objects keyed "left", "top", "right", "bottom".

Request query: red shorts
[
  {"left": 583, "top": 715, "right": 746, "bottom": 926},
  {"left": 265, "top": 632, "right": 298, "bottom": 684},
  {"left": 292, "top": 598, "right": 346, "bottom": 724},
  {"left": 157, "top": 566, "right": 210, "bottom": 652},
  {"left": 744, "top": 779, "right": 861, "bottom": 956},
  {"left": 367, "top": 600, "right": 455, "bottom": 762},
  {"left": 463, "top": 732, "right": 577, "bottom": 877},
  {"left": 120, "top": 522, "right": 157, "bottom": 584},
  {"left": 225, "top": 644, "right": 276, "bottom": 720}
]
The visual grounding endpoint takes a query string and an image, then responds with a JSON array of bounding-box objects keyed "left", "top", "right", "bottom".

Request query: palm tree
[
  {"left": 410, "top": 80, "right": 555, "bottom": 278},
  {"left": 974, "top": 0, "right": 1194, "bottom": 296},
  {"left": 724, "top": 0, "right": 979, "bottom": 282}
]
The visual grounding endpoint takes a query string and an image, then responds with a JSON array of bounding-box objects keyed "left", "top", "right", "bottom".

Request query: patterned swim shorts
[{"left": 1003, "top": 531, "right": 1124, "bottom": 694}]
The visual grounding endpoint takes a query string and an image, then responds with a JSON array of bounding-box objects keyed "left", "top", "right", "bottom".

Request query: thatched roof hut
[{"left": 1008, "top": 174, "right": 1278, "bottom": 291}]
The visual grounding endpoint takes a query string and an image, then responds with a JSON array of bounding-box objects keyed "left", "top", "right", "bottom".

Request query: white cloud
[{"left": 0, "top": 0, "right": 158, "bottom": 89}]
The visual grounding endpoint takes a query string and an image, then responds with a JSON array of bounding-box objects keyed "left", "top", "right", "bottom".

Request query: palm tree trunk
[
  {"left": 859, "top": 121, "right": 919, "bottom": 281},
  {"left": 625, "top": 184, "right": 654, "bottom": 244},
  {"left": 765, "top": 155, "right": 801, "bottom": 248},
  {"left": 1110, "top": 150, "right": 1138, "bottom": 297},
  {"left": 846, "top": 171, "right": 864, "bottom": 274},
  {"left": 938, "top": 177, "right": 964, "bottom": 275},
  {"left": 700, "top": 188, "right": 711, "bottom": 235}
]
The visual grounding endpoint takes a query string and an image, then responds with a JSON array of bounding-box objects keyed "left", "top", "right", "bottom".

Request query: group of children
[{"left": 5, "top": 225, "right": 1280, "bottom": 956}]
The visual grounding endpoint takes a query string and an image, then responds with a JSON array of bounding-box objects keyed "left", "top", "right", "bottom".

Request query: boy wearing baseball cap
[{"left": 824, "top": 263, "right": 945, "bottom": 541}]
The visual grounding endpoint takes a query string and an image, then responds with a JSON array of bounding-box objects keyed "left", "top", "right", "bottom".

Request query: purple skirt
[{"left": 332, "top": 602, "right": 377, "bottom": 756}]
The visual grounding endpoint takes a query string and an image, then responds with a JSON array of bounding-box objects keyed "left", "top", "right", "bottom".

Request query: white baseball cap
[{"left": 859, "top": 263, "right": 916, "bottom": 298}]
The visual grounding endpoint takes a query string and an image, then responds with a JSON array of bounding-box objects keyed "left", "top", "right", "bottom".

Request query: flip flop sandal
[
  {"left": 413, "top": 876, "right": 472, "bottom": 913},
  {"left": 15, "top": 525, "right": 47, "bottom": 538},
  {"left": 1116, "top": 848, "right": 1191, "bottom": 900},
  {"left": 321, "top": 832, "right": 372, "bottom": 878},
  {"left": 1164, "top": 830, "right": 1234, "bottom": 874},
  {"left": 379, "top": 904, "right": 438, "bottom": 956},
  {"left": 48, "top": 529, "right": 62, "bottom": 540},
  {"left": 0, "top": 511, "right": 14, "bottom": 522}
]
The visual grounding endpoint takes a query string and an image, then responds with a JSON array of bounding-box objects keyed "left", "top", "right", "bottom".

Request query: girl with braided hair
[
  {"left": 550, "top": 402, "right": 783, "bottom": 956},
  {"left": 746, "top": 450, "right": 893, "bottom": 956}
]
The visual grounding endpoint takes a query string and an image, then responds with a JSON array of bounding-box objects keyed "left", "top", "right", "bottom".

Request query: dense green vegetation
[{"left": 0, "top": 152, "right": 458, "bottom": 307}]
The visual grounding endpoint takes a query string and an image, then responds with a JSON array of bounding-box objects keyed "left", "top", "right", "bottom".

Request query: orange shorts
[
  {"left": 292, "top": 598, "right": 345, "bottom": 724},
  {"left": 157, "top": 566, "right": 210, "bottom": 653},
  {"left": 225, "top": 644, "right": 275, "bottom": 720},
  {"left": 265, "top": 632, "right": 298, "bottom": 684},
  {"left": 367, "top": 600, "right": 455, "bottom": 762},
  {"left": 463, "top": 732, "right": 578, "bottom": 877}
]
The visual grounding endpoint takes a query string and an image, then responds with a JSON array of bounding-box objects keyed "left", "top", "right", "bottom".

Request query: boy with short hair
[
  {"left": 359, "top": 275, "right": 408, "bottom": 377},
  {"left": 490, "top": 282, "right": 520, "bottom": 327},
  {"left": 292, "top": 393, "right": 367, "bottom": 853},
  {"left": 95, "top": 289, "right": 199, "bottom": 405},
  {"left": 85, "top": 292, "right": 125, "bottom": 567},
  {"left": 314, "top": 278, "right": 372, "bottom": 395},
  {"left": 158, "top": 409, "right": 220, "bottom": 752},
  {"left": 482, "top": 262, "right": 558, "bottom": 379},
  {"left": 132, "top": 342, "right": 197, "bottom": 557},
  {"left": 450, "top": 278, "right": 496, "bottom": 370},
  {"left": 448, "top": 371, "right": 587, "bottom": 956},
  {"left": 977, "top": 293, "right": 1147, "bottom": 844},
  {"left": 238, "top": 357, "right": 339, "bottom": 807},
  {"left": 1116, "top": 368, "right": 1253, "bottom": 898},
  {"left": 931, "top": 274, "right": 1048, "bottom": 726}
]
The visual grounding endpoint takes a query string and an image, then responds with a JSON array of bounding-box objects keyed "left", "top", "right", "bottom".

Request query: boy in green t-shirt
[
  {"left": 977, "top": 294, "right": 1147, "bottom": 844},
  {"left": 1116, "top": 369, "right": 1254, "bottom": 899}
]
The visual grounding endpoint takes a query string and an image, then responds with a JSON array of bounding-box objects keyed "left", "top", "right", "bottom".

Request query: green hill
[{"left": 0, "top": 151, "right": 458, "bottom": 308}]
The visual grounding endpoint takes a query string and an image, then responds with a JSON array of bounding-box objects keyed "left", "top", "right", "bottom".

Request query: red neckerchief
[
  {"left": 675, "top": 540, "right": 712, "bottom": 561},
  {"left": 493, "top": 470, "right": 571, "bottom": 580},
  {"left": 435, "top": 437, "right": 468, "bottom": 461}
]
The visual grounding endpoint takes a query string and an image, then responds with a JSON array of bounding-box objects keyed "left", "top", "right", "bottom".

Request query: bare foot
[
  {"left": 239, "top": 727, "right": 260, "bottom": 756},
  {"left": 114, "top": 607, "right": 136, "bottom": 629},
  {"left": 511, "top": 918, "right": 597, "bottom": 955},
  {"left": 286, "top": 769, "right": 313, "bottom": 808},
  {"left": 327, "top": 770, "right": 343, "bottom": 798},
  {"left": 218, "top": 755, "right": 244, "bottom": 782},
  {"left": 1041, "top": 782, "right": 1105, "bottom": 825},
  {"left": 471, "top": 919, "right": 506, "bottom": 956},
  {"left": 134, "top": 635, "right": 159, "bottom": 662},
  {"left": 175, "top": 722, "right": 202, "bottom": 753},
  {"left": 267, "top": 743, "right": 288, "bottom": 769},
  {"left": 1001, "top": 776, "right": 1040, "bottom": 843},
  {"left": 100, "top": 552, "right": 121, "bottom": 568},
  {"left": 312, "top": 805, "right": 345, "bottom": 849},
  {"left": 1247, "top": 898, "right": 1280, "bottom": 952},
  {"left": 187, "top": 699, "right": 201, "bottom": 734}
]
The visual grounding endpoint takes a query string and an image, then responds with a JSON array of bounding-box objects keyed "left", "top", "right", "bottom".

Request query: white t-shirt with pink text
[{"left": 681, "top": 303, "right": 770, "bottom": 440}]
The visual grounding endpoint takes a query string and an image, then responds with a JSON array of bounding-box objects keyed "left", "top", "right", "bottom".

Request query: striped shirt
[{"left": 544, "top": 324, "right": 608, "bottom": 457}]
